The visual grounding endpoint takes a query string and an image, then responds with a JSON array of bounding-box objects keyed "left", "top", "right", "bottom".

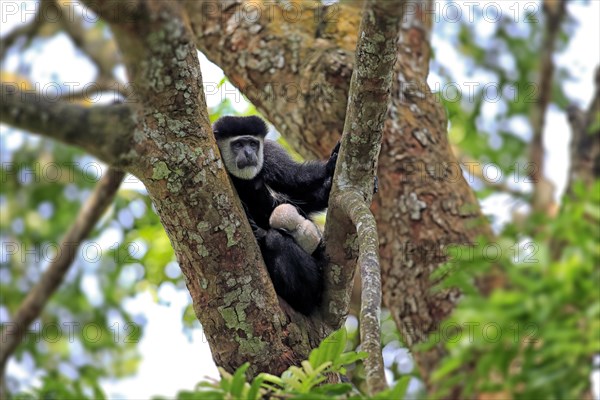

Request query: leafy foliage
[
  {"left": 1, "top": 137, "right": 146, "bottom": 394},
  {"left": 168, "top": 328, "right": 409, "bottom": 400},
  {"left": 429, "top": 181, "right": 600, "bottom": 399}
]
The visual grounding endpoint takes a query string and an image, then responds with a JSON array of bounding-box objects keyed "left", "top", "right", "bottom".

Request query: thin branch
[
  {"left": 529, "top": 0, "right": 567, "bottom": 213},
  {"left": 323, "top": 0, "right": 404, "bottom": 394},
  {"left": 457, "top": 154, "right": 527, "bottom": 199},
  {"left": 0, "top": 0, "right": 49, "bottom": 60},
  {"left": 0, "top": 168, "right": 125, "bottom": 390},
  {"left": 2, "top": 1, "right": 124, "bottom": 104},
  {"left": 58, "top": 76, "right": 126, "bottom": 102},
  {"left": 0, "top": 83, "right": 135, "bottom": 167},
  {"left": 340, "top": 191, "right": 386, "bottom": 394},
  {"left": 323, "top": 0, "right": 403, "bottom": 322}
]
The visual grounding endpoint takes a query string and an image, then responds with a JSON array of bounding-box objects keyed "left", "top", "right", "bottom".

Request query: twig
[{"left": 0, "top": 168, "right": 125, "bottom": 392}]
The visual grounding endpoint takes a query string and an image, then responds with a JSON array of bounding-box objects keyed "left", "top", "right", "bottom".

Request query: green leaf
[
  {"left": 247, "top": 374, "right": 265, "bottom": 400},
  {"left": 373, "top": 376, "right": 410, "bottom": 399},
  {"left": 229, "top": 362, "right": 250, "bottom": 398},
  {"left": 259, "top": 373, "right": 284, "bottom": 388},
  {"left": 335, "top": 351, "right": 368, "bottom": 368},
  {"left": 432, "top": 356, "right": 463, "bottom": 381},
  {"left": 311, "top": 383, "right": 354, "bottom": 395},
  {"left": 309, "top": 328, "right": 347, "bottom": 368}
]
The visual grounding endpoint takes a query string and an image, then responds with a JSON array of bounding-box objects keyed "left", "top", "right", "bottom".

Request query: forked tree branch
[
  {"left": 0, "top": 168, "right": 125, "bottom": 390},
  {"left": 322, "top": 0, "right": 404, "bottom": 394}
]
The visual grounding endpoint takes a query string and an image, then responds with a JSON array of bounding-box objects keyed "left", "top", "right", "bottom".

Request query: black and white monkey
[{"left": 213, "top": 115, "right": 339, "bottom": 315}]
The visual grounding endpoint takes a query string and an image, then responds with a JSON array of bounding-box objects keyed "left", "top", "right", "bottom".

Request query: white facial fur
[{"left": 218, "top": 135, "right": 264, "bottom": 180}]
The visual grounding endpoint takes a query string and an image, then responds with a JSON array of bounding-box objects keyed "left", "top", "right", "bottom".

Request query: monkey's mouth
[
  {"left": 231, "top": 164, "right": 260, "bottom": 180},
  {"left": 237, "top": 159, "right": 258, "bottom": 169}
]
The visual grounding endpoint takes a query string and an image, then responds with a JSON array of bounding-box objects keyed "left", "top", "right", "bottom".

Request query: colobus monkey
[{"left": 213, "top": 115, "right": 338, "bottom": 315}]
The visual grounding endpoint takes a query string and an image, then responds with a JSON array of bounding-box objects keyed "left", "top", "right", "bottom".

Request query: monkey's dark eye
[
  {"left": 250, "top": 142, "right": 259, "bottom": 150},
  {"left": 232, "top": 142, "right": 242, "bottom": 151}
]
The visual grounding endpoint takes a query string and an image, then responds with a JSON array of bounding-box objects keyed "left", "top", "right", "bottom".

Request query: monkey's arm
[{"left": 262, "top": 141, "right": 338, "bottom": 213}]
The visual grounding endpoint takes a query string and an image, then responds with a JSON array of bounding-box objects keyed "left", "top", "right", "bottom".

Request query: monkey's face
[{"left": 218, "top": 135, "right": 264, "bottom": 180}]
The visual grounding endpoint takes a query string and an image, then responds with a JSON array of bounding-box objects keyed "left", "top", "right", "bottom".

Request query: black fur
[
  {"left": 214, "top": 116, "right": 338, "bottom": 315},
  {"left": 213, "top": 115, "right": 268, "bottom": 139}
]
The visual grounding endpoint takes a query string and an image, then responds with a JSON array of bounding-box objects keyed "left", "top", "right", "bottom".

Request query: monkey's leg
[
  {"left": 262, "top": 229, "right": 323, "bottom": 315},
  {"left": 269, "top": 204, "right": 322, "bottom": 254}
]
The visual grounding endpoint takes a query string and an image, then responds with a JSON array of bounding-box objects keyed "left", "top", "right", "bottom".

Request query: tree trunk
[
  {"left": 1, "top": 0, "right": 404, "bottom": 380},
  {"left": 186, "top": 0, "right": 493, "bottom": 383}
]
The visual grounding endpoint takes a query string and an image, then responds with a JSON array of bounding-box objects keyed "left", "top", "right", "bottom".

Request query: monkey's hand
[
  {"left": 248, "top": 217, "right": 267, "bottom": 243},
  {"left": 326, "top": 141, "right": 341, "bottom": 176}
]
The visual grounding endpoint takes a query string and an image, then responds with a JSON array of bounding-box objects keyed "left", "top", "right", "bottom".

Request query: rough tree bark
[
  {"left": 376, "top": 3, "right": 494, "bottom": 384},
  {"left": 1, "top": 0, "right": 315, "bottom": 378},
  {"left": 185, "top": 0, "right": 493, "bottom": 385},
  {"left": 81, "top": 0, "right": 313, "bottom": 376},
  {"left": 0, "top": 0, "right": 489, "bottom": 388},
  {"left": 1, "top": 0, "right": 402, "bottom": 385}
]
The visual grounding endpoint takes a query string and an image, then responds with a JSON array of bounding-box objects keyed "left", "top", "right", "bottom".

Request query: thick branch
[
  {"left": 0, "top": 83, "right": 135, "bottom": 167},
  {"left": 377, "top": 2, "right": 495, "bottom": 387},
  {"left": 80, "top": 0, "right": 326, "bottom": 376},
  {"left": 322, "top": 0, "right": 403, "bottom": 394},
  {"left": 0, "top": 168, "right": 125, "bottom": 386},
  {"left": 323, "top": 0, "right": 402, "bottom": 324}
]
